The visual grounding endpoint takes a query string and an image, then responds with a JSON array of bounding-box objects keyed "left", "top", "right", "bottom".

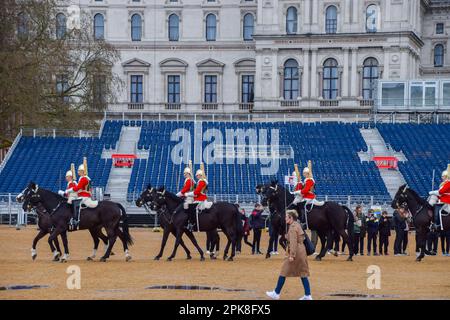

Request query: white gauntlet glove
[
  {"left": 429, "top": 190, "right": 439, "bottom": 196},
  {"left": 58, "top": 190, "right": 65, "bottom": 196},
  {"left": 185, "top": 192, "right": 194, "bottom": 197},
  {"left": 176, "top": 192, "right": 182, "bottom": 197}
]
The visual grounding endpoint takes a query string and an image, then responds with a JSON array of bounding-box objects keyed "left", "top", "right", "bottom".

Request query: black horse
[
  {"left": 19, "top": 182, "right": 133, "bottom": 262},
  {"left": 136, "top": 185, "right": 218, "bottom": 260},
  {"left": 151, "top": 187, "right": 243, "bottom": 261},
  {"left": 20, "top": 198, "right": 113, "bottom": 261},
  {"left": 261, "top": 181, "right": 354, "bottom": 261},
  {"left": 256, "top": 183, "right": 287, "bottom": 259},
  {"left": 392, "top": 184, "right": 450, "bottom": 261}
]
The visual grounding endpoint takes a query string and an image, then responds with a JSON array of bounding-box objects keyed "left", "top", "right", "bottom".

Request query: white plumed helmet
[
  {"left": 195, "top": 169, "right": 203, "bottom": 177},
  {"left": 65, "top": 170, "right": 73, "bottom": 177},
  {"left": 443, "top": 170, "right": 449, "bottom": 179},
  {"left": 303, "top": 167, "right": 310, "bottom": 174},
  {"left": 184, "top": 167, "right": 191, "bottom": 175},
  {"left": 78, "top": 164, "right": 85, "bottom": 171}
]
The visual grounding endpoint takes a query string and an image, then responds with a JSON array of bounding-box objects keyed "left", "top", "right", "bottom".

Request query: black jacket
[
  {"left": 250, "top": 209, "right": 265, "bottom": 230},
  {"left": 393, "top": 211, "right": 406, "bottom": 232},
  {"left": 378, "top": 216, "right": 391, "bottom": 236}
]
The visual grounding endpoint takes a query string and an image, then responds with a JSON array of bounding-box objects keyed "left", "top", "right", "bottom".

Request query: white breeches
[
  {"left": 292, "top": 195, "right": 303, "bottom": 205},
  {"left": 183, "top": 196, "right": 194, "bottom": 210},
  {"left": 428, "top": 195, "right": 439, "bottom": 206}
]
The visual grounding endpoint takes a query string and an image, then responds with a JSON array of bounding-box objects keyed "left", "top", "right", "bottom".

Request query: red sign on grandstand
[
  {"left": 112, "top": 154, "right": 137, "bottom": 168},
  {"left": 372, "top": 156, "right": 398, "bottom": 169}
]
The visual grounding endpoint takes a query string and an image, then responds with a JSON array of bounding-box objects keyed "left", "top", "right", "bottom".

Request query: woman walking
[{"left": 266, "top": 210, "right": 312, "bottom": 300}]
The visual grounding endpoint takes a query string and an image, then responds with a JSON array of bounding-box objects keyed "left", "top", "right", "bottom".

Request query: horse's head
[
  {"left": 255, "top": 184, "right": 265, "bottom": 195},
  {"left": 153, "top": 186, "right": 169, "bottom": 210},
  {"left": 262, "top": 180, "right": 281, "bottom": 207},
  {"left": 392, "top": 184, "right": 410, "bottom": 215},
  {"left": 20, "top": 182, "right": 41, "bottom": 212},
  {"left": 136, "top": 185, "right": 155, "bottom": 208}
]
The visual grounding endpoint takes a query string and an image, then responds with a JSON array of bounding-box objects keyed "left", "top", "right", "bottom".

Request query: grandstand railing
[
  {"left": 20, "top": 128, "right": 100, "bottom": 138},
  {"left": 0, "top": 193, "right": 30, "bottom": 227},
  {"left": 0, "top": 129, "right": 22, "bottom": 175}
]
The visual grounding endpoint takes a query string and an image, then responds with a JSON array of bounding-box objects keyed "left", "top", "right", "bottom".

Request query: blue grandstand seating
[
  {"left": 377, "top": 123, "right": 450, "bottom": 197},
  {"left": 126, "top": 121, "right": 390, "bottom": 201},
  {"left": 0, "top": 121, "right": 122, "bottom": 194}
]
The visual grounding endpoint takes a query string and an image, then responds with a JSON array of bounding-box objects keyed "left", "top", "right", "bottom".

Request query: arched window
[
  {"left": 243, "top": 13, "right": 254, "bottom": 41},
  {"left": 434, "top": 44, "right": 444, "bottom": 67},
  {"left": 17, "top": 12, "right": 28, "bottom": 38},
  {"left": 362, "top": 58, "right": 379, "bottom": 99},
  {"left": 206, "top": 14, "right": 217, "bottom": 41},
  {"left": 365, "top": 4, "right": 378, "bottom": 33},
  {"left": 325, "top": 6, "right": 337, "bottom": 34},
  {"left": 283, "top": 59, "right": 299, "bottom": 100},
  {"left": 286, "top": 7, "right": 298, "bottom": 35},
  {"left": 323, "top": 58, "right": 338, "bottom": 99},
  {"left": 94, "top": 13, "right": 104, "bottom": 40},
  {"left": 168, "top": 14, "right": 179, "bottom": 41},
  {"left": 131, "top": 14, "right": 142, "bottom": 41},
  {"left": 56, "top": 13, "right": 66, "bottom": 39}
]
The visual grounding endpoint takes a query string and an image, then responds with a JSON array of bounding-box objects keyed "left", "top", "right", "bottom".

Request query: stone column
[
  {"left": 383, "top": 47, "right": 390, "bottom": 80},
  {"left": 400, "top": 47, "right": 409, "bottom": 80},
  {"left": 342, "top": 48, "right": 350, "bottom": 97},
  {"left": 350, "top": 48, "right": 358, "bottom": 97},
  {"left": 302, "top": 49, "right": 310, "bottom": 98},
  {"left": 310, "top": 49, "right": 318, "bottom": 98},
  {"left": 317, "top": 67, "right": 323, "bottom": 99},
  {"left": 337, "top": 66, "right": 344, "bottom": 99},
  {"left": 312, "top": 0, "right": 318, "bottom": 24},
  {"left": 304, "top": 0, "right": 311, "bottom": 25}
]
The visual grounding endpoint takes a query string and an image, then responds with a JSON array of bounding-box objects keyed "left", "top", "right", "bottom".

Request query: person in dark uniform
[
  {"left": 393, "top": 210, "right": 407, "bottom": 256},
  {"left": 366, "top": 209, "right": 379, "bottom": 256},
  {"left": 250, "top": 203, "right": 265, "bottom": 255},
  {"left": 378, "top": 211, "right": 391, "bottom": 255}
]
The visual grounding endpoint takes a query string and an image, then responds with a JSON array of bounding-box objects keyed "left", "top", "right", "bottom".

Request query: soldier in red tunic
[
  {"left": 185, "top": 169, "right": 208, "bottom": 231},
  {"left": 176, "top": 167, "right": 195, "bottom": 209},
  {"left": 58, "top": 170, "right": 77, "bottom": 203},
  {"left": 292, "top": 170, "right": 304, "bottom": 206},
  {"left": 429, "top": 167, "right": 450, "bottom": 230}
]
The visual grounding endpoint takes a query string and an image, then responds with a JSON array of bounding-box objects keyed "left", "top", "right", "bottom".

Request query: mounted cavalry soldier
[
  {"left": 62, "top": 158, "right": 98, "bottom": 231},
  {"left": 58, "top": 164, "right": 78, "bottom": 204},
  {"left": 185, "top": 163, "right": 212, "bottom": 232},
  {"left": 428, "top": 164, "right": 450, "bottom": 231},
  {"left": 176, "top": 161, "right": 195, "bottom": 210},
  {"left": 292, "top": 164, "right": 303, "bottom": 206}
]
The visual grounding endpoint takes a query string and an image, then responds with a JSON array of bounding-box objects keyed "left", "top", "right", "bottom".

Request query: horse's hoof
[
  {"left": 265, "top": 254, "right": 271, "bottom": 259},
  {"left": 227, "top": 257, "right": 234, "bottom": 262},
  {"left": 154, "top": 256, "right": 161, "bottom": 260},
  {"left": 110, "top": 252, "right": 115, "bottom": 256},
  {"left": 186, "top": 256, "right": 192, "bottom": 260},
  {"left": 210, "top": 255, "right": 217, "bottom": 260},
  {"left": 60, "top": 259, "right": 67, "bottom": 263},
  {"left": 347, "top": 257, "right": 353, "bottom": 262},
  {"left": 99, "top": 257, "right": 107, "bottom": 262},
  {"left": 315, "top": 256, "right": 322, "bottom": 261},
  {"left": 87, "top": 256, "right": 94, "bottom": 261},
  {"left": 416, "top": 257, "right": 422, "bottom": 262},
  {"left": 125, "top": 255, "right": 132, "bottom": 262},
  {"left": 167, "top": 257, "right": 173, "bottom": 261},
  {"left": 32, "top": 254, "right": 37, "bottom": 261},
  {"left": 333, "top": 252, "right": 339, "bottom": 257},
  {"left": 200, "top": 257, "right": 205, "bottom": 261},
  {"left": 223, "top": 255, "right": 228, "bottom": 261}
]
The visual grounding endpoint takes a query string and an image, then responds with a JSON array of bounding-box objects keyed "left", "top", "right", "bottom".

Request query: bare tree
[{"left": 0, "top": 0, "right": 123, "bottom": 152}]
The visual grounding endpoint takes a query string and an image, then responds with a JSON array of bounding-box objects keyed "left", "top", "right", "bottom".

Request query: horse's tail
[
  {"left": 117, "top": 203, "right": 134, "bottom": 246},
  {"left": 342, "top": 206, "right": 354, "bottom": 235},
  {"left": 233, "top": 204, "right": 244, "bottom": 238}
]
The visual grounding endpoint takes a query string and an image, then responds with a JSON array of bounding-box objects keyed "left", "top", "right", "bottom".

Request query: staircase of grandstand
[{"left": 377, "top": 123, "right": 450, "bottom": 197}]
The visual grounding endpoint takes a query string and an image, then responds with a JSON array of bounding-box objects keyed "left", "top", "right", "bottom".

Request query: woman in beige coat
[{"left": 266, "top": 210, "right": 312, "bottom": 300}]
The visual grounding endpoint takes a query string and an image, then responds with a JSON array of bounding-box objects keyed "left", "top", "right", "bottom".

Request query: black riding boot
[
  {"left": 432, "top": 205, "right": 443, "bottom": 231},
  {"left": 186, "top": 204, "right": 197, "bottom": 232},
  {"left": 70, "top": 199, "right": 81, "bottom": 231}
]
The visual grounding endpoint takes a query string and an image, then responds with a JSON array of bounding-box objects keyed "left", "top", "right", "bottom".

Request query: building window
[
  {"left": 434, "top": 44, "right": 444, "bottom": 67},
  {"left": 365, "top": 4, "right": 378, "bottom": 33},
  {"left": 362, "top": 58, "right": 379, "bottom": 100},
  {"left": 286, "top": 7, "right": 298, "bottom": 35},
  {"left": 241, "top": 75, "right": 254, "bottom": 103},
  {"left": 167, "top": 75, "right": 180, "bottom": 103},
  {"left": 94, "top": 13, "right": 104, "bottom": 40},
  {"left": 325, "top": 5, "right": 337, "bottom": 34},
  {"left": 243, "top": 13, "right": 254, "bottom": 41},
  {"left": 323, "top": 58, "right": 338, "bottom": 99},
  {"left": 436, "top": 23, "right": 444, "bottom": 34},
  {"left": 131, "top": 14, "right": 142, "bottom": 41},
  {"left": 168, "top": 14, "right": 179, "bottom": 41},
  {"left": 56, "top": 13, "right": 66, "bottom": 39},
  {"left": 206, "top": 14, "right": 217, "bottom": 41},
  {"left": 93, "top": 75, "right": 106, "bottom": 108},
  {"left": 17, "top": 12, "right": 28, "bottom": 38},
  {"left": 204, "top": 75, "right": 217, "bottom": 103},
  {"left": 381, "top": 82, "right": 405, "bottom": 107},
  {"left": 56, "top": 74, "right": 69, "bottom": 102},
  {"left": 283, "top": 59, "right": 299, "bottom": 100},
  {"left": 130, "top": 75, "right": 143, "bottom": 103}
]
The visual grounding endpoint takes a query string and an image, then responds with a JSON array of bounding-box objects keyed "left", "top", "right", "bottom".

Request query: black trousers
[
  {"left": 252, "top": 229, "right": 262, "bottom": 253},
  {"left": 353, "top": 233, "right": 365, "bottom": 254},
  {"left": 402, "top": 231, "right": 409, "bottom": 252},
  {"left": 379, "top": 233, "right": 389, "bottom": 254},
  {"left": 440, "top": 232, "right": 450, "bottom": 253},
  {"left": 367, "top": 232, "right": 377, "bottom": 253},
  {"left": 394, "top": 230, "right": 403, "bottom": 254},
  {"left": 237, "top": 235, "right": 253, "bottom": 252}
]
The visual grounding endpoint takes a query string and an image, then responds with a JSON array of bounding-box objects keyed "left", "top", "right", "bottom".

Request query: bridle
[{"left": 23, "top": 186, "right": 64, "bottom": 216}]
